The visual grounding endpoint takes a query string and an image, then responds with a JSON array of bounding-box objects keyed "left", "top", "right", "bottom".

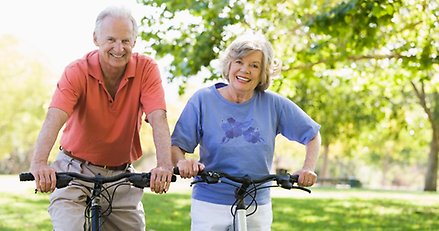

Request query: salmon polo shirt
[{"left": 50, "top": 50, "right": 166, "bottom": 166}]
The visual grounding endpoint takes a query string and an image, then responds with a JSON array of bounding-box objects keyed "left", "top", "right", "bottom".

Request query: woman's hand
[
  {"left": 294, "top": 169, "right": 317, "bottom": 187},
  {"left": 176, "top": 159, "right": 205, "bottom": 178}
]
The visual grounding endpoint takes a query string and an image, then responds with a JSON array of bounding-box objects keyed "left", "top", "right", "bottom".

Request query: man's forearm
[
  {"left": 31, "top": 108, "right": 68, "bottom": 169},
  {"left": 148, "top": 110, "right": 172, "bottom": 168}
]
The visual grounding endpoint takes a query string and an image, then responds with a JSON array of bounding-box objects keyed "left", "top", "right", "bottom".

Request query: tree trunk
[
  {"left": 319, "top": 143, "right": 330, "bottom": 185},
  {"left": 410, "top": 81, "right": 438, "bottom": 192},
  {"left": 424, "top": 126, "right": 439, "bottom": 191}
]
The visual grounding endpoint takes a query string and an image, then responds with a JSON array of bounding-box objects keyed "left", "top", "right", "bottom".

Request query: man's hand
[
  {"left": 149, "top": 165, "right": 173, "bottom": 194},
  {"left": 30, "top": 162, "right": 57, "bottom": 193}
]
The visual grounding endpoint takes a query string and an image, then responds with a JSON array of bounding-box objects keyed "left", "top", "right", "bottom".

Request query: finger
[
  {"left": 43, "top": 173, "right": 52, "bottom": 192},
  {"left": 35, "top": 175, "right": 41, "bottom": 193},
  {"left": 157, "top": 174, "right": 165, "bottom": 193},
  {"left": 154, "top": 175, "right": 162, "bottom": 193},
  {"left": 192, "top": 162, "right": 200, "bottom": 176},
  {"left": 164, "top": 175, "right": 171, "bottom": 192},
  {"left": 50, "top": 172, "right": 57, "bottom": 192},
  {"left": 298, "top": 174, "right": 305, "bottom": 185},
  {"left": 183, "top": 168, "right": 192, "bottom": 179},
  {"left": 199, "top": 163, "right": 205, "bottom": 172},
  {"left": 149, "top": 172, "right": 157, "bottom": 192},
  {"left": 156, "top": 178, "right": 163, "bottom": 193},
  {"left": 39, "top": 175, "right": 48, "bottom": 192}
]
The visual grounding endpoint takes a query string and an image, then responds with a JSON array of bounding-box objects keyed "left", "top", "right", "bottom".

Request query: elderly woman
[{"left": 171, "top": 31, "right": 321, "bottom": 231}]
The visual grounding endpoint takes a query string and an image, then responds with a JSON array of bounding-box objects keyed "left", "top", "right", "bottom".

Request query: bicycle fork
[
  {"left": 89, "top": 183, "right": 103, "bottom": 231},
  {"left": 90, "top": 196, "right": 101, "bottom": 231},
  {"left": 234, "top": 199, "right": 247, "bottom": 231},
  {"left": 233, "top": 177, "right": 251, "bottom": 231}
]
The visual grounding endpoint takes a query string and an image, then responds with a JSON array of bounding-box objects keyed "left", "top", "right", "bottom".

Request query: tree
[
  {"left": 138, "top": 0, "right": 438, "bottom": 191},
  {"left": 0, "top": 35, "right": 54, "bottom": 172},
  {"left": 300, "top": 0, "right": 438, "bottom": 191}
]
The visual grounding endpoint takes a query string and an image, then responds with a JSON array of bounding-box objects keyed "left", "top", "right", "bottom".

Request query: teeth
[
  {"left": 236, "top": 76, "right": 250, "bottom": 82},
  {"left": 112, "top": 54, "right": 124, "bottom": 58}
]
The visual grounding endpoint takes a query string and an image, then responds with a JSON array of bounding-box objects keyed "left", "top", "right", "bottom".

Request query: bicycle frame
[
  {"left": 89, "top": 179, "right": 104, "bottom": 231},
  {"left": 234, "top": 179, "right": 250, "bottom": 231},
  {"left": 19, "top": 172, "right": 176, "bottom": 231},
  {"left": 174, "top": 168, "right": 310, "bottom": 231}
]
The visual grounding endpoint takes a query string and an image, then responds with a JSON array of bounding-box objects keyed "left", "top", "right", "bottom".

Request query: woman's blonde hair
[{"left": 219, "top": 31, "right": 281, "bottom": 91}]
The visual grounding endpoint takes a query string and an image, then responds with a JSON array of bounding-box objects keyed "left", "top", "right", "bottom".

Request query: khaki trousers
[{"left": 48, "top": 151, "right": 145, "bottom": 231}]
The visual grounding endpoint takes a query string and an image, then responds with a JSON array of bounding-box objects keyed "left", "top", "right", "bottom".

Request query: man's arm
[
  {"left": 30, "top": 108, "right": 68, "bottom": 192},
  {"left": 147, "top": 109, "right": 173, "bottom": 193}
]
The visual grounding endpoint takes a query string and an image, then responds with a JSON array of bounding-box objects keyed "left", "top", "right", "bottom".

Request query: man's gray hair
[{"left": 94, "top": 6, "right": 138, "bottom": 39}]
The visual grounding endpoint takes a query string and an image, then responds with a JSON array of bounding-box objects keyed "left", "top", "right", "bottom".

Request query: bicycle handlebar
[
  {"left": 19, "top": 172, "right": 177, "bottom": 189},
  {"left": 173, "top": 167, "right": 311, "bottom": 193}
]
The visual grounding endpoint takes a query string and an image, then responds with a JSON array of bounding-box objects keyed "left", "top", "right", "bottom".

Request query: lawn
[
  {"left": 1, "top": 179, "right": 438, "bottom": 230},
  {"left": 143, "top": 188, "right": 439, "bottom": 231}
]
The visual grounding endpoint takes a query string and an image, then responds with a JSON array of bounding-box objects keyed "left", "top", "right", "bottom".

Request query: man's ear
[{"left": 93, "top": 32, "right": 99, "bottom": 46}]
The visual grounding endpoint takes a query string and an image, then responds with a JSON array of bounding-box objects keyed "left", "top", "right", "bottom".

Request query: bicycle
[
  {"left": 19, "top": 171, "right": 176, "bottom": 231},
  {"left": 174, "top": 168, "right": 311, "bottom": 231}
]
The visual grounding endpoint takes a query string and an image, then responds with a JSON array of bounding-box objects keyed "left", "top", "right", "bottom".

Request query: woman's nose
[{"left": 240, "top": 66, "right": 250, "bottom": 74}]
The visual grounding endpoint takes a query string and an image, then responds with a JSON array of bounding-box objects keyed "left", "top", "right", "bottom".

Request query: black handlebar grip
[
  {"left": 19, "top": 172, "right": 35, "bottom": 181},
  {"left": 173, "top": 167, "right": 180, "bottom": 175},
  {"left": 290, "top": 174, "right": 299, "bottom": 182}
]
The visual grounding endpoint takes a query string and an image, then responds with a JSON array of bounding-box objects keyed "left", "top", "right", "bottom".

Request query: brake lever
[
  {"left": 292, "top": 185, "right": 311, "bottom": 193},
  {"left": 190, "top": 171, "right": 221, "bottom": 185}
]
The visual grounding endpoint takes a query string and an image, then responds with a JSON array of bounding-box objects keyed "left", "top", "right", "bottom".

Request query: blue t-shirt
[{"left": 171, "top": 83, "right": 320, "bottom": 205}]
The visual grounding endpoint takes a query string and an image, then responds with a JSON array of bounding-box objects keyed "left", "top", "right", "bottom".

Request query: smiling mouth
[
  {"left": 111, "top": 53, "right": 124, "bottom": 58},
  {"left": 236, "top": 75, "right": 251, "bottom": 82}
]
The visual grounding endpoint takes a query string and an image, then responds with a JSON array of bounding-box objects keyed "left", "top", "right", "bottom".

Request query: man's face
[{"left": 93, "top": 16, "right": 136, "bottom": 69}]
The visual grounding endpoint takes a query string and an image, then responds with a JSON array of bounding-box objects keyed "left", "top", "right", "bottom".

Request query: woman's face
[{"left": 227, "top": 50, "right": 263, "bottom": 94}]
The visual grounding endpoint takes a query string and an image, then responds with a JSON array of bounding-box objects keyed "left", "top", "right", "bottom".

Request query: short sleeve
[
  {"left": 49, "top": 63, "right": 86, "bottom": 115},
  {"left": 278, "top": 98, "right": 320, "bottom": 145},
  {"left": 140, "top": 59, "right": 166, "bottom": 116},
  {"left": 171, "top": 94, "right": 202, "bottom": 153}
]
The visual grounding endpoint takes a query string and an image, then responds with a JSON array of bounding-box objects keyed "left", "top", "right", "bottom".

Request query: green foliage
[
  {"left": 137, "top": 0, "right": 439, "bottom": 187},
  {"left": 138, "top": 0, "right": 246, "bottom": 88},
  {"left": 0, "top": 35, "right": 53, "bottom": 163}
]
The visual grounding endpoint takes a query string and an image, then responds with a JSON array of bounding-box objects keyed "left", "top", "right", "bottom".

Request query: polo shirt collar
[{"left": 87, "top": 50, "right": 136, "bottom": 81}]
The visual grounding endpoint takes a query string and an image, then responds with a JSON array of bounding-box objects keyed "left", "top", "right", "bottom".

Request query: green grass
[{"left": 1, "top": 188, "right": 438, "bottom": 231}]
